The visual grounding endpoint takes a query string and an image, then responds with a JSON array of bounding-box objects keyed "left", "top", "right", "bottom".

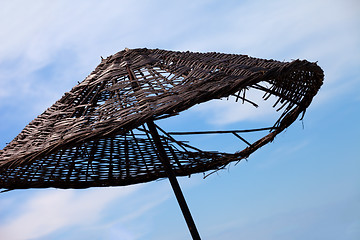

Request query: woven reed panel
[{"left": 0, "top": 48, "right": 323, "bottom": 190}]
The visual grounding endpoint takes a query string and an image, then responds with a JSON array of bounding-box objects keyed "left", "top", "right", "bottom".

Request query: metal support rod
[
  {"left": 146, "top": 120, "right": 201, "bottom": 240},
  {"left": 167, "top": 126, "right": 276, "bottom": 135}
]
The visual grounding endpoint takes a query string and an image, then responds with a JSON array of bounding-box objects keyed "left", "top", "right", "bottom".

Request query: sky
[{"left": 0, "top": 0, "right": 359, "bottom": 239}]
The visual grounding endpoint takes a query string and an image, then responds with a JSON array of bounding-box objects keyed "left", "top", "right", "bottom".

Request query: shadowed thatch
[{"left": 0, "top": 48, "right": 323, "bottom": 190}]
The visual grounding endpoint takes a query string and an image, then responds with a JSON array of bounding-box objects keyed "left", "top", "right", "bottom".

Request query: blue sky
[{"left": 0, "top": 0, "right": 359, "bottom": 239}]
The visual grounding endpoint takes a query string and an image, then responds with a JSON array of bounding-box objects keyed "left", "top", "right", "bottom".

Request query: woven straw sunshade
[{"left": 0, "top": 48, "right": 323, "bottom": 191}]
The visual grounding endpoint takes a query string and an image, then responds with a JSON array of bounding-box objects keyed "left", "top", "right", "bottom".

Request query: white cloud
[
  {"left": 256, "top": 140, "right": 310, "bottom": 169},
  {"left": 0, "top": 186, "right": 140, "bottom": 240},
  {"left": 183, "top": 0, "right": 360, "bottom": 126},
  {"left": 101, "top": 193, "right": 170, "bottom": 240},
  {"left": 0, "top": 0, "right": 219, "bottom": 114},
  {"left": 1, "top": 0, "right": 358, "bottom": 118},
  {"left": 0, "top": 180, "right": 177, "bottom": 240},
  {"left": 191, "top": 91, "right": 279, "bottom": 126}
]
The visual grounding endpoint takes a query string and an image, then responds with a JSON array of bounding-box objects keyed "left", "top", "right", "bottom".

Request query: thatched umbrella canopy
[{"left": 0, "top": 48, "right": 323, "bottom": 239}]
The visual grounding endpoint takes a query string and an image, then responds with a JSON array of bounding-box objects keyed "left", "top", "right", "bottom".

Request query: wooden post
[
  {"left": 146, "top": 120, "right": 201, "bottom": 240},
  {"left": 125, "top": 63, "right": 201, "bottom": 239}
]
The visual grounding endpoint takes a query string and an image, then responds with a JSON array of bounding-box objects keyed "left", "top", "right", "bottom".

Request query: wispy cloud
[
  {"left": 255, "top": 140, "right": 310, "bottom": 169},
  {"left": 182, "top": 0, "right": 360, "bottom": 126},
  {"left": 0, "top": 181, "right": 176, "bottom": 240},
  {"left": 0, "top": 0, "right": 219, "bottom": 114},
  {"left": 0, "top": 0, "right": 142, "bottom": 110},
  {"left": 191, "top": 89, "right": 280, "bottom": 126},
  {"left": 0, "top": 186, "right": 141, "bottom": 240},
  {"left": 0, "top": 0, "right": 358, "bottom": 119}
]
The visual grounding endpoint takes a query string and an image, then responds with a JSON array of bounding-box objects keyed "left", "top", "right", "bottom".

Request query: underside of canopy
[{"left": 0, "top": 48, "right": 323, "bottom": 190}]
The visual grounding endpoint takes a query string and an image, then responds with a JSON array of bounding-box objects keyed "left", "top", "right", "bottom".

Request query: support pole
[
  {"left": 125, "top": 63, "right": 201, "bottom": 239},
  {"left": 146, "top": 120, "right": 201, "bottom": 240}
]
